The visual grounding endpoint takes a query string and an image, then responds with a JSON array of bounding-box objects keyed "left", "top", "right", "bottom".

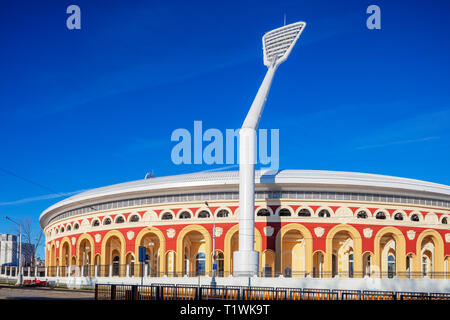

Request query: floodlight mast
[{"left": 233, "top": 22, "right": 306, "bottom": 277}]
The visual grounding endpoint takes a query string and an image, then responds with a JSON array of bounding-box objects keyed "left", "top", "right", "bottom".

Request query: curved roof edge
[{"left": 39, "top": 170, "right": 450, "bottom": 228}]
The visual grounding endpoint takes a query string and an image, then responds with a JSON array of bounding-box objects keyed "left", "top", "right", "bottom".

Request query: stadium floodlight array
[{"left": 234, "top": 21, "right": 306, "bottom": 277}]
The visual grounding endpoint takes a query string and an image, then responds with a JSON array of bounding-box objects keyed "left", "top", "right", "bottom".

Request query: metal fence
[
  {"left": 20, "top": 265, "right": 449, "bottom": 279},
  {"left": 95, "top": 283, "right": 450, "bottom": 301}
]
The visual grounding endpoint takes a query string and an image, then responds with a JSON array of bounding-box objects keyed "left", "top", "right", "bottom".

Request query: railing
[
  {"left": 2, "top": 265, "right": 449, "bottom": 280},
  {"left": 95, "top": 283, "right": 450, "bottom": 301}
]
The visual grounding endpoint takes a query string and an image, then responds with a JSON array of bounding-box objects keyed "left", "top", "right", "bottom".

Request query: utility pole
[
  {"left": 6, "top": 216, "right": 23, "bottom": 286},
  {"left": 205, "top": 201, "right": 216, "bottom": 287}
]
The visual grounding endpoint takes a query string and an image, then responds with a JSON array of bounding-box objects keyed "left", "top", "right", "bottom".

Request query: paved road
[{"left": 0, "top": 285, "right": 95, "bottom": 300}]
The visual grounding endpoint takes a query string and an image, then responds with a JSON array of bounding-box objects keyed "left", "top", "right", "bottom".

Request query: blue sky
[{"left": 1, "top": 0, "right": 449, "bottom": 258}]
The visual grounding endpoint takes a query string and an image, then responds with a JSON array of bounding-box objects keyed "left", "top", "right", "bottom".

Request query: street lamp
[
  {"left": 205, "top": 201, "right": 216, "bottom": 287},
  {"left": 5, "top": 216, "right": 23, "bottom": 286},
  {"left": 234, "top": 21, "right": 306, "bottom": 277}
]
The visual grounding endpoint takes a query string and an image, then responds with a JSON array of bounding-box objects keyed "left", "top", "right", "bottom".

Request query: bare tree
[{"left": 12, "top": 217, "right": 43, "bottom": 268}]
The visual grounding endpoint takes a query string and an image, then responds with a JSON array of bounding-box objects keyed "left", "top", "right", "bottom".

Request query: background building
[
  {"left": 0, "top": 233, "right": 34, "bottom": 267},
  {"left": 39, "top": 170, "right": 450, "bottom": 279}
]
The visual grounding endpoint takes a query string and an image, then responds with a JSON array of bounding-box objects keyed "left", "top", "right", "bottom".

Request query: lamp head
[{"left": 262, "top": 21, "right": 306, "bottom": 67}]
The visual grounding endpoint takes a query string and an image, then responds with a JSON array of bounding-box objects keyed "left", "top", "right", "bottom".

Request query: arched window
[
  {"left": 216, "top": 209, "right": 229, "bottom": 218},
  {"left": 394, "top": 213, "right": 403, "bottom": 221},
  {"left": 130, "top": 215, "right": 140, "bottom": 222},
  {"left": 256, "top": 209, "right": 270, "bottom": 216},
  {"left": 388, "top": 255, "right": 396, "bottom": 278},
  {"left": 92, "top": 220, "right": 100, "bottom": 227},
  {"left": 112, "top": 256, "right": 120, "bottom": 276},
  {"left": 162, "top": 212, "right": 173, "bottom": 220},
  {"left": 61, "top": 227, "right": 65, "bottom": 233},
  {"left": 357, "top": 211, "right": 367, "bottom": 219},
  {"left": 348, "top": 254, "right": 354, "bottom": 278},
  {"left": 198, "top": 210, "right": 210, "bottom": 218},
  {"left": 375, "top": 212, "right": 386, "bottom": 220},
  {"left": 318, "top": 209, "right": 330, "bottom": 218},
  {"left": 279, "top": 208, "right": 291, "bottom": 216},
  {"left": 74, "top": 223, "right": 79, "bottom": 230},
  {"left": 298, "top": 209, "right": 311, "bottom": 217},
  {"left": 442, "top": 217, "right": 448, "bottom": 224},
  {"left": 179, "top": 211, "right": 191, "bottom": 219},
  {"left": 116, "top": 216, "right": 125, "bottom": 224},
  {"left": 67, "top": 225, "right": 71, "bottom": 231},
  {"left": 195, "top": 253, "right": 205, "bottom": 276},
  {"left": 103, "top": 218, "right": 111, "bottom": 225},
  {"left": 411, "top": 214, "right": 419, "bottom": 222}
]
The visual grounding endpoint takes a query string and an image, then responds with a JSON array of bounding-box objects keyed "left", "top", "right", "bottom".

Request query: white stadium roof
[{"left": 39, "top": 170, "right": 450, "bottom": 228}]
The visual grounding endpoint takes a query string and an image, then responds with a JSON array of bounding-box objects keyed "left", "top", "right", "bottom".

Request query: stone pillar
[
  {"left": 126, "top": 264, "right": 130, "bottom": 277},
  {"left": 94, "top": 265, "right": 98, "bottom": 277},
  {"left": 144, "top": 264, "right": 149, "bottom": 277},
  {"left": 45, "top": 266, "right": 48, "bottom": 277},
  {"left": 109, "top": 264, "right": 113, "bottom": 277},
  {"left": 56, "top": 266, "right": 60, "bottom": 277}
]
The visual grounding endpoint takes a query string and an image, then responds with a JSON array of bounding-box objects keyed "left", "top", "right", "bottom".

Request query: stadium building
[{"left": 39, "top": 170, "right": 450, "bottom": 279}]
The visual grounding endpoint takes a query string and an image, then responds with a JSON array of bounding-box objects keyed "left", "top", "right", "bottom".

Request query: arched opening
[
  {"left": 363, "top": 252, "right": 372, "bottom": 277},
  {"left": 279, "top": 208, "right": 291, "bottom": 217},
  {"left": 216, "top": 209, "right": 229, "bottom": 218},
  {"left": 61, "top": 241, "right": 70, "bottom": 277},
  {"left": 394, "top": 213, "right": 403, "bottom": 221},
  {"left": 281, "top": 229, "right": 305, "bottom": 277},
  {"left": 357, "top": 210, "right": 368, "bottom": 219},
  {"left": 376, "top": 211, "right": 386, "bottom": 220},
  {"left": 195, "top": 253, "right": 206, "bottom": 276},
  {"left": 331, "top": 231, "right": 354, "bottom": 278},
  {"left": 318, "top": 209, "right": 330, "bottom": 218},
  {"left": 112, "top": 256, "right": 120, "bottom": 276},
  {"left": 214, "top": 250, "right": 224, "bottom": 277},
  {"left": 298, "top": 208, "right": 311, "bottom": 217},
  {"left": 198, "top": 210, "right": 210, "bottom": 218},
  {"left": 411, "top": 214, "right": 420, "bottom": 222},
  {"left": 406, "top": 254, "right": 413, "bottom": 278},
  {"left": 126, "top": 253, "right": 135, "bottom": 277},
  {"left": 179, "top": 211, "right": 191, "bottom": 219},
  {"left": 312, "top": 251, "right": 324, "bottom": 278},
  {"left": 420, "top": 236, "right": 435, "bottom": 278},
  {"left": 104, "top": 235, "right": 123, "bottom": 277},
  {"left": 115, "top": 216, "right": 125, "bottom": 224},
  {"left": 138, "top": 232, "right": 161, "bottom": 277},
  {"left": 103, "top": 218, "right": 112, "bottom": 225},
  {"left": 379, "top": 233, "right": 396, "bottom": 278},
  {"left": 161, "top": 212, "right": 173, "bottom": 220},
  {"left": 79, "top": 238, "right": 92, "bottom": 277},
  {"left": 129, "top": 214, "right": 140, "bottom": 222},
  {"left": 256, "top": 208, "right": 270, "bottom": 216},
  {"left": 182, "top": 230, "right": 206, "bottom": 276}
]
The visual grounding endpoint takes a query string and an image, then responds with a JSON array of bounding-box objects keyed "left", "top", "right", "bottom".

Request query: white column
[
  {"left": 56, "top": 266, "right": 60, "bottom": 277},
  {"left": 95, "top": 265, "right": 98, "bottom": 277},
  {"left": 109, "top": 264, "right": 113, "bottom": 277},
  {"left": 126, "top": 264, "right": 130, "bottom": 277},
  {"left": 144, "top": 264, "right": 149, "bottom": 277},
  {"left": 45, "top": 266, "right": 48, "bottom": 277},
  {"left": 234, "top": 65, "right": 277, "bottom": 277}
]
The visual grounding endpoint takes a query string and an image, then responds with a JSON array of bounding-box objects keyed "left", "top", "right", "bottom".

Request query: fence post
[
  {"left": 94, "top": 284, "right": 98, "bottom": 300},
  {"left": 111, "top": 284, "right": 116, "bottom": 300},
  {"left": 131, "top": 285, "right": 137, "bottom": 300}
]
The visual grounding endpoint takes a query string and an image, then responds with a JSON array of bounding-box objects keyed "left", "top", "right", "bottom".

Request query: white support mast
[{"left": 233, "top": 21, "right": 306, "bottom": 277}]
